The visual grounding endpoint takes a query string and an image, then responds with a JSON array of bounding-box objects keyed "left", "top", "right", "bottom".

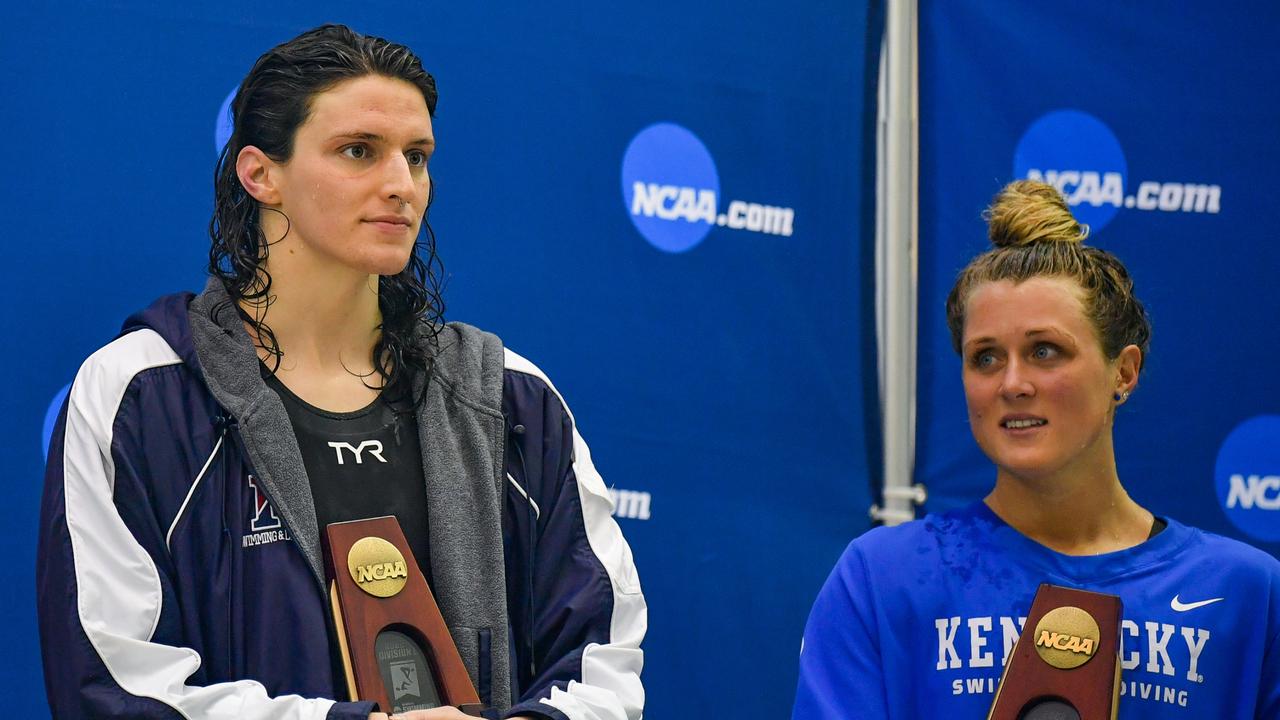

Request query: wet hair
[
  {"left": 208, "top": 24, "right": 444, "bottom": 398},
  {"left": 945, "top": 180, "right": 1151, "bottom": 369}
]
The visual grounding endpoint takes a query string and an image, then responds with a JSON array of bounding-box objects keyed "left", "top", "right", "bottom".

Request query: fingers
[{"left": 387, "top": 707, "right": 475, "bottom": 720}]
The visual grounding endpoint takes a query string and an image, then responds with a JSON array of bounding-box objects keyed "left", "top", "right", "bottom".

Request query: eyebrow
[
  {"left": 1025, "top": 328, "right": 1077, "bottom": 344},
  {"left": 332, "top": 132, "right": 434, "bottom": 147},
  {"left": 963, "top": 328, "right": 1076, "bottom": 351}
]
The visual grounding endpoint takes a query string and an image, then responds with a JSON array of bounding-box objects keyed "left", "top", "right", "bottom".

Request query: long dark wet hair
[{"left": 208, "top": 24, "right": 445, "bottom": 399}]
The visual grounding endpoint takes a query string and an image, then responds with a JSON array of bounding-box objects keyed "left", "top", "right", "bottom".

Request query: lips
[
  {"left": 363, "top": 213, "right": 412, "bottom": 234},
  {"left": 363, "top": 211, "right": 407, "bottom": 222},
  {"left": 1000, "top": 416, "right": 1047, "bottom": 429}
]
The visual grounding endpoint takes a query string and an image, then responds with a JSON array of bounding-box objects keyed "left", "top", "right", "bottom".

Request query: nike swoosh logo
[{"left": 1170, "top": 595, "right": 1225, "bottom": 612}]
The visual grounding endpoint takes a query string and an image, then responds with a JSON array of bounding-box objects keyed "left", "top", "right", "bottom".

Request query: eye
[
  {"left": 1031, "top": 343, "right": 1061, "bottom": 361},
  {"left": 970, "top": 349, "right": 998, "bottom": 370},
  {"left": 406, "top": 149, "right": 428, "bottom": 167},
  {"left": 340, "top": 144, "right": 371, "bottom": 160}
]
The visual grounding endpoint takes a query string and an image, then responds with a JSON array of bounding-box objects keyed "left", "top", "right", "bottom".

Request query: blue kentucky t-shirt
[{"left": 793, "top": 501, "right": 1280, "bottom": 719}]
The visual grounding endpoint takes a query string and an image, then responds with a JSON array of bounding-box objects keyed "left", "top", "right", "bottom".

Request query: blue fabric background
[{"left": 0, "top": 2, "right": 879, "bottom": 717}]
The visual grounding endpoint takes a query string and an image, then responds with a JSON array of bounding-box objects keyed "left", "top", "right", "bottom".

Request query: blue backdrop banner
[
  {"left": 917, "top": 3, "right": 1280, "bottom": 557},
  {"left": 0, "top": 3, "right": 880, "bottom": 717}
]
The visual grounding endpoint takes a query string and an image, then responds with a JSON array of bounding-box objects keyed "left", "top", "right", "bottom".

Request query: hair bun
[{"left": 985, "top": 179, "right": 1089, "bottom": 248}]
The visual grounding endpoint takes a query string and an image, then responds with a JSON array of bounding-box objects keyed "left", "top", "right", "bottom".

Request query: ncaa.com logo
[
  {"left": 1014, "top": 110, "right": 1221, "bottom": 233},
  {"left": 1215, "top": 415, "right": 1280, "bottom": 542},
  {"left": 620, "top": 123, "right": 795, "bottom": 253}
]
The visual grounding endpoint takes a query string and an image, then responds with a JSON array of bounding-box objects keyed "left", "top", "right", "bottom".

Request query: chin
[
  {"left": 993, "top": 454, "right": 1069, "bottom": 483},
  {"left": 362, "top": 250, "right": 415, "bottom": 277},
  {"left": 372, "top": 261, "right": 413, "bottom": 277}
]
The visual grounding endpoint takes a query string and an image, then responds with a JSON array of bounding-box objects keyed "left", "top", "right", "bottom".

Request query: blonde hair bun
[{"left": 985, "top": 179, "right": 1089, "bottom": 248}]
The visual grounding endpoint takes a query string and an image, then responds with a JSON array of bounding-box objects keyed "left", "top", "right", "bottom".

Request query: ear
[
  {"left": 236, "top": 146, "right": 281, "bottom": 205},
  {"left": 1114, "top": 344, "right": 1142, "bottom": 397}
]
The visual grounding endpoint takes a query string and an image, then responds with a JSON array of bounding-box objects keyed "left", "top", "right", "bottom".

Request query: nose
[
  {"left": 998, "top": 357, "right": 1035, "bottom": 401},
  {"left": 382, "top": 154, "right": 417, "bottom": 209}
]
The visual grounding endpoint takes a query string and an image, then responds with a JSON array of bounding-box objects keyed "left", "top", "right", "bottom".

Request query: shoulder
[
  {"left": 62, "top": 288, "right": 212, "bottom": 462},
  {"left": 501, "top": 346, "right": 579, "bottom": 424},
  {"left": 809, "top": 521, "right": 946, "bottom": 631},
  {"left": 501, "top": 346, "right": 544, "bottom": 381},
  {"left": 79, "top": 328, "right": 183, "bottom": 377},
  {"left": 421, "top": 321, "right": 506, "bottom": 410},
  {"left": 819, "top": 519, "right": 939, "bottom": 600},
  {"left": 821, "top": 503, "right": 1006, "bottom": 611},
  {"left": 421, "top": 323, "right": 580, "bottom": 424},
  {"left": 433, "top": 320, "right": 503, "bottom": 370},
  {"left": 61, "top": 329, "right": 211, "bottom": 490},
  {"left": 435, "top": 320, "right": 503, "bottom": 357},
  {"left": 852, "top": 516, "right": 941, "bottom": 553},
  {"left": 1160, "top": 523, "right": 1280, "bottom": 644},
  {"left": 504, "top": 340, "right": 565, "bottom": 392},
  {"left": 848, "top": 502, "right": 989, "bottom": 564},
  {"left": 71, "top": 329, "right": 186, "bottom": 432},
  {"left": 1168, "top": 520, "right": 1280, "bottom": 581}
]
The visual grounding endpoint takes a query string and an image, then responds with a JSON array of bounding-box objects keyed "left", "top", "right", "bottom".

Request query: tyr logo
[
  {"left": 248, "top": 475, "right": 281, "bottom": 532},
  {"left": 328, "top": 440, "right": 387, "bottom": 465}
]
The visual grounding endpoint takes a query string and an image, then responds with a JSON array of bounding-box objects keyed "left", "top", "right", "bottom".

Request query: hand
[
  {"left": 370, "top": 710, "right": 538, "bottom": 720},
  {"left": 368, "top": 709, "right": 476, "bottom": 720}
]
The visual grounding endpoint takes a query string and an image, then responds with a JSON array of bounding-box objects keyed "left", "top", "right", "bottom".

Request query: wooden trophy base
[
  {"left": 988, "top": 584, "right": 1122, "bottom": 720},
  {"left": 324, "top": 516, "right": 484, "bottom": 717}
]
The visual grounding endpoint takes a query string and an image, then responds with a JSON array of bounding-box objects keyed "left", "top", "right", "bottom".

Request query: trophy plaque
[
  {"left": 988, "top": 584, "right": 1123, "bottom": 720},
  {"left": 323, "top": 516, "right": 484, "bottom": 717}
]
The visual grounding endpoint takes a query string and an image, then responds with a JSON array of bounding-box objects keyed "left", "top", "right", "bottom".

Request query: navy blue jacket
[{"left": 38, "top": 289, "right": 645, "bottom": 720}]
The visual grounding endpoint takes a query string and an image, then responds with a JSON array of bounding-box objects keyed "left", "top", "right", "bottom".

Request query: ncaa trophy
[
  {"left": 987, "top": 584, "right": 1123, "bottom": 720},
  {"left": 323, "top": 516, "right": 484, "bottom": 716}
]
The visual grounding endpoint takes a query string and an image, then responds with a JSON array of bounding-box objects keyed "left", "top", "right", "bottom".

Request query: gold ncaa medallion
[
  {"left": 1032, "top": 606, "right": 1101, "bottom": 670},
  {"left": 347, "top": 536, "right": 409, "bottom": 598}
]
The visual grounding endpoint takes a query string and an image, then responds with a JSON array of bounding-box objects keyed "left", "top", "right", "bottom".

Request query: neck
[
  {"left": 239, "top": 237, "right": 382, "bottom": 377},
  {"left": 984, "top": 448, "right": 1153, "bottom": 556}
]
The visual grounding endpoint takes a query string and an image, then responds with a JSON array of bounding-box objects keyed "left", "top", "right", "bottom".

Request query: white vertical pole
[{"left": 872, "top": 0, "right": 925, "bottom": 525}]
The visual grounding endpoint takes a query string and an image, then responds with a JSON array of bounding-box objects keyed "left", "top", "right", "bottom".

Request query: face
[
  {"left": 245, "top": 74, "right": 435, "bottom": 277},
  {"left": 960, "top": 277, "right": 1137, "bottom": 483}
]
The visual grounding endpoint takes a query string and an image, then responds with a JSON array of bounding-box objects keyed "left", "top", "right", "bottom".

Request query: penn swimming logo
[
  {"left": 1215, "top": 415, "right": 1280, "bottom": 542},
  {"left": 215, "top": 86, "right": 236, "bottom": 155},
  {"left": 1014, "top": 110, "right": 1220, "bottom": 234},
  {"left": 621, "top": 123, "right": 794, "bottom": 253}
]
